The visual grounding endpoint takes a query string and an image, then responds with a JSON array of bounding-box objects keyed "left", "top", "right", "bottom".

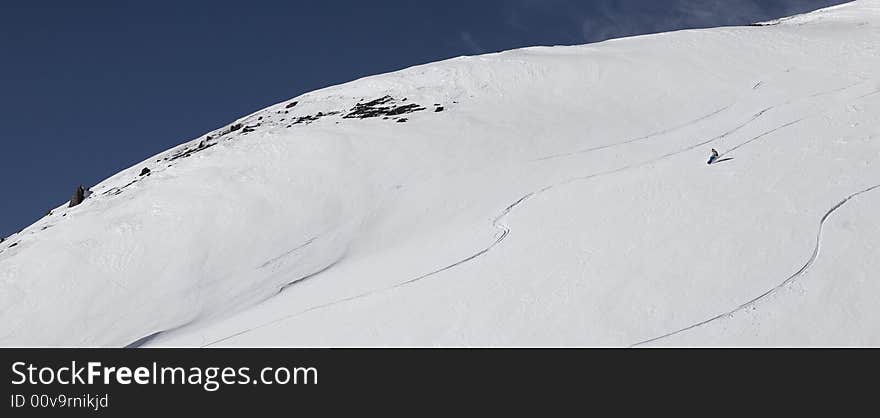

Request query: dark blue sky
[{"left": 0, "top": 0, "right": 847, "bottom": 237}]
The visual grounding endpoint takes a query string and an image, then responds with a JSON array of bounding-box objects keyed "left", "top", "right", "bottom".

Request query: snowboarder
[{"left": 707, "top": 148, "right": 719, "bottom": 165}]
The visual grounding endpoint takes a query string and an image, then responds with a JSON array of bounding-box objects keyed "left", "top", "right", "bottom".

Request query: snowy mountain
[{"left": 2, "top": 1, "right": 878, "bottom": 347}]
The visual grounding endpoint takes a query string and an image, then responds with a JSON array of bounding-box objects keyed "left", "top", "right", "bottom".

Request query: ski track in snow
[
  {"left": 200, "top": 197, "right": 527, "bottom": 347},
  {"left": 199, "top": 102, "right": 772, "bottom": 347},
  {"left": 854, "top": 88, "right": 880, "bottom": 101},
  {"left": 126, "top": 257, "right": 344, "bottom": 348},
  {"left": 719, "top": 117, "right": 805, "bottom": 157},
  {"left": 532, "top": 105, "right": 732, "bottom": 162},
  {"left": 258, "top": 237, "right": 317, "bottom": 269},
  {"left": 630, "top": 183, "right": 880, "bottom": 347},
  {"left": 199, "top": 81, "right": 875, "bottom": 347}
]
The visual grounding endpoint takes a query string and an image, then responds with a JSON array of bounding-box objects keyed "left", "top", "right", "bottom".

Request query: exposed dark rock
[
  {"left": 168, "top": 141, "right": 217, "bottom": 162},
  {"left": 344, "top": 95, "right": 426, "bottom": 119},
  {"left": 242, "top": 125, "right": 257, "bottom": 133},
  {"left": 292, "top": 115, "right": 320, "bottom": 125},
  {"left": 749, "top": 21, "right": 781, "bottom": 27},
  {"left": 285, "top": 101, "right": 299, "bottom": 109},
  {"left": 364, "top": 95, "right": 394, "bottom": 107},
  {"left": 291, "top": 111, "right": 339, "bottom": 126},
  {"left": 139, "top": 167, "right": 151, "bottom": 177},
  {"left": 9, "top": 242, "right": 17, "bottom": 248},
  {"left": 434, "top": 106, "right": 444, "bottom": 112},
  {"left": 388, "top": 104, "right": 424, "bottom": 116},
  {"left": 69, "top": 185, "right": 86, "bottom": 208},
  {"left": 211, "top": 123, "right": 243, "bottom": 140},
  {"left": 102, "top": 178, "right": 138, "bottom": 197},
  {"left": 397, "top": 118, "right": 408, "bottom": 123}
]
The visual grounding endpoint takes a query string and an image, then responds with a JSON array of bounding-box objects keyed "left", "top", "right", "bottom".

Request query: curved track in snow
[
  {"left": 201, "top": 193, "right": 531, "bottom": 347},
  {"left": 532, "top": 105, "right": 731, "bottom": 162},
  {"left": 199, "top": 82, "right": 872, "bottom": 347},
  {"left": 200, "top": 105, "right": 770, "bottom": 347},
  {"left": 630, "top": 183, "right": 880, "bottom": 347}
]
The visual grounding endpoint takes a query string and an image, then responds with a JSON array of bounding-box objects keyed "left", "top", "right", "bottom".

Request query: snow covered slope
[{"left": 2, "top": 1, "right": 878, "bottom": 347}]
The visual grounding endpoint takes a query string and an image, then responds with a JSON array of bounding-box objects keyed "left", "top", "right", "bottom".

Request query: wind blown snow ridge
[
  {"left": 630, "top": 183, "right": 880, "bottom": 347},
  {"left": 200, "top": 193, "right": 530, "bottom": 347}
]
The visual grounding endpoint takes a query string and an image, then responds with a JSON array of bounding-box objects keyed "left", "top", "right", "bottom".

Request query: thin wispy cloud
[
  {"left": 459, "top": 31, "right": 486, "bottom": 54},
  {"left": 504, "top": 0, "right": 848, "bottom": 43}
]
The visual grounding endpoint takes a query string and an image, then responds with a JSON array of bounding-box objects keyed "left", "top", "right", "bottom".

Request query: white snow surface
[{"left": 1, "top": 1, "right": 879, "bottom": 347}]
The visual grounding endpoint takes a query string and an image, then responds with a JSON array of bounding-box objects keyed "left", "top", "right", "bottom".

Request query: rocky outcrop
[
  {"left": 343, "top": 95, "right": 426, "bottom": 119},
  {"left": 69, "top": 185, "right": 86, "bottom": 208}
]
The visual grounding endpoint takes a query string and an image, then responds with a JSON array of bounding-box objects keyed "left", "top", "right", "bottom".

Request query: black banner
[{"left": 0, "top": 348, "right": 873, "bottom": 416}]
